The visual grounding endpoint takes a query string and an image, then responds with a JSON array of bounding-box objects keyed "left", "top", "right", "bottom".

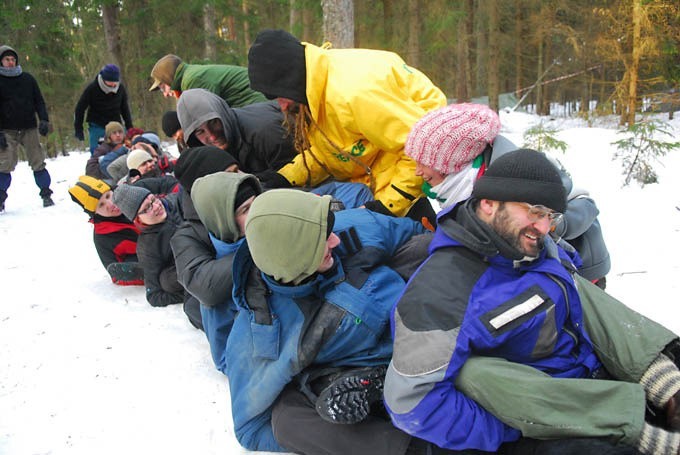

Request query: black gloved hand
[
  {"left": 38, "top": 120, "right": 50, "bottom": 137},
  {"left": 0, "top": 131, "right": 7, "bottom": 149},
  {"left": 74, "top": 129, "right": 84, "bottom": 141},
  {"left": 258, "top": 171, "right": 292, "bottom": 191}
]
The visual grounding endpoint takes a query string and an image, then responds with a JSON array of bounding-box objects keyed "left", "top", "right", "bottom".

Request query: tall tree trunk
[
  {"left": 383, "top": 0, "right": 394, "bottom": 49},
  {"left": 102, "top": 3, "right": 123, "bottom": 71},
  {"left": 203, "top": 4, "right": 216, "bottom": 61},
  {"left": 465, "top": 0, "right": 474, "bottom": 99},
  {"left": 536, "top": 35, "right": 543, "bottom": 115},
  {"left": 407, "top": 0, "right": 420, "bottom": 66},
  {"left": 321, "top": 0, "right": 354, "bottom": 48},
  {"left": 289, "top": 0, "right": 299, "bottom": 35},
  {"left": 456, "top": 0, "right": 470, "bottom": 101},
  {"left": 514, "top": 0, "right": 523, "bottom": 97},
  {"left": 487, "top": 0, "right": 500, "bottom": 111},
  {"left": 624, "top": 0, "right": 641, "bottom": 126},
  {"left": 302, "top": 3, "right": 314, "bottom": 42},
  {"left": 474, "top": 1, "right": 487, "bottom": 95},
  {"left": 244, "top": 0, "right": 252, "bottom": 55}
]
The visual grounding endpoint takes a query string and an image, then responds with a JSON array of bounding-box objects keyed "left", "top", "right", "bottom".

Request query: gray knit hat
[
  {"left": 113, "top": 184, "right": 151, "bottom": 220},
  {"left": 245, "top": 189, "right": 332, "bottom": 285}
]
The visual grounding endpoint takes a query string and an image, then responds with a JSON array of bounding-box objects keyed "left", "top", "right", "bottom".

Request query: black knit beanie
[
  {"left": 248, "top": 29, "right": 308, "bottom": 105},
  {"left": 234, "top": 181, "right": 259, "bottom": 209},
  {"left": 472, "top": 149, "right": 566, "bottom": 213},
  {"left": 161, "top": 111, "right": 181, "bottom": 137},
  {"left": 174, "top": 146, "right": 240, "bottom": 194}
]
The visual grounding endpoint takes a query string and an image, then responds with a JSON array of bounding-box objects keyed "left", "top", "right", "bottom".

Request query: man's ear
[{"left": 476, "top": 198, "right": 497, "bottom": 221}]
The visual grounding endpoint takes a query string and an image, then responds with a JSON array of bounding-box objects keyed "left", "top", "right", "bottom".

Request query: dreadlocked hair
[
  {"left": 282, "top": 104, "right": 316, "bottom": 187},
  {"left": 282, "top": 104, "right": 313, "bottom": 154}
]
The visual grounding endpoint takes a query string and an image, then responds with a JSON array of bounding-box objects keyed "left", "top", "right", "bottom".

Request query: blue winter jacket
[
  {"left": 226, "top": 208, "right": 425, "bottom": 451},
  {"left": 385, "top": 201, "right": 601, "bottom": 451}
]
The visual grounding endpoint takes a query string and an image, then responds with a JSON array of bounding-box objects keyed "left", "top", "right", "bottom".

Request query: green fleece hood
[
  {"left": 191, "top": 172, "right": 262, "bottom": 243},
  {"left": 245, "top": 189, "right": 332, "bottom": 285}
]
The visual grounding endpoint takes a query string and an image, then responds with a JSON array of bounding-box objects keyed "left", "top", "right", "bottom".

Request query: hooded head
[
  {"left": 174, "top": 146, "right": 240, "bottom": 194},
  {"left": 149, "top": 54, "right": 182, "bottom": 91},
  {"left": 191, "top": 172, "right": 262, "bottom": 243},
  {"left": 68, "top": 175, "right": 112, "bottom": 216},
  {"left": 472, "top": 148, "right": 566, "bottom": 213},
  {"left": 176, "top": 88, "right": 240, "bottom": 152},
  {"left": 406, "top": 103, "right": 501, "bottom": 175},
  {"left": 245, "top": 189, "right": 333, "bottom": 285},
  {"left": 247, "top": 29, "right": 308, "bottom": 105},
  {"left": 0, "top": 45, "right": 19, "bottom": 65}
]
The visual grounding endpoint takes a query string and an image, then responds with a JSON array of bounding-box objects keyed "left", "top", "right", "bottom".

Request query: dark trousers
[
  {"left": 271, "top": 386, "right": 638, "bottom": 455},
  {"left": 271, "top": 385, "right": 411, "bottom": 455}
]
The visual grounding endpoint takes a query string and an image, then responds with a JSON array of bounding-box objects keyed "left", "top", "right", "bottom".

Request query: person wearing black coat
[
  {"left": 113, "top": 185, "right": 185, "bottom": 307},
  {"left": 74, "top": 64, "right": 134, "bottom": 155},
  {"left": 169, "top": 146, "right": 242, "bottom": 338},
  {"left": 0, "top": 45, "right": 54, "bottom": 210},
  {"left": 176, "top": 88, "right": 296, "bottom": 181}
]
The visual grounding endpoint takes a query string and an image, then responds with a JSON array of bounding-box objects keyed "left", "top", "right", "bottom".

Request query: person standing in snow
[
  {"left": 148, "top": 54, "right": 266, "bottom": 108},
  {"left": 0, "top": 45, "right": 54, "bottom": 211},
  {"left": 246, "top": 29, "right": 447, "bottom": 218},
  {"left": 68, "top": 175, "right": 143, "bottom": 286},
  {"left": 74, "top": 64, "right": 134, "bottom": 155}
]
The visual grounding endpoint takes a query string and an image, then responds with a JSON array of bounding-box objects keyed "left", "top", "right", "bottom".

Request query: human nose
[{"left": 415, "top": 164, "right": 423, "bottom": 176}]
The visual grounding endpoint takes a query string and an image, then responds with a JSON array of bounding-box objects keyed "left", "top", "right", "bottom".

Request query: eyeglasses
[
  {"left": 138, "top": 196, "right": 157, "bottom": 216},
  {"left": 518, "top": 202, "right": 563, "bottom": 227}
]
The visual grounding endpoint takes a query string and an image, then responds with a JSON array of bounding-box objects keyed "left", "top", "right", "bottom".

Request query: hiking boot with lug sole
[{"left": 315, "top": 364, "right": 387, "bottom": 425}]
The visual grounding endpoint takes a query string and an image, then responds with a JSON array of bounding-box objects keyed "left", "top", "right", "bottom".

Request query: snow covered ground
[{"left": 1, "top": 110, "right": 679, "bottom": 454}]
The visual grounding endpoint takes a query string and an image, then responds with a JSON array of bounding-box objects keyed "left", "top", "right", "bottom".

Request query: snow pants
[{"left": 455, "top": 275, "right": 677, "bottom": 447}]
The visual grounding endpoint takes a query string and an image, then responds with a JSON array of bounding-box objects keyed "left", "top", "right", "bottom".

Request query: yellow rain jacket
[{"left": 277, "top": 43, "right": 446, "bottom": 216}]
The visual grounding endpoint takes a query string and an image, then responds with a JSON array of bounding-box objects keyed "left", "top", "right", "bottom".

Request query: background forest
[{"left": 1, "top": 0, "right": 678, "bottom": 156}]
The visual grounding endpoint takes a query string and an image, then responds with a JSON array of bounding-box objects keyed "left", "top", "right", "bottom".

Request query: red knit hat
[{"left": 406, "top": 103, "right": 500, "bottom": 175}]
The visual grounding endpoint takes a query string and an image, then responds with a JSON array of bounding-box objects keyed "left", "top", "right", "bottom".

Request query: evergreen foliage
[
  {"left": 612, "top": 119, "right": 680, "bottom": 186},
  {"left": 0, "top": 0, "right": 678, "bottom": 156},
  {"left": 523, "top": 123, "right": 568, "bottom": 154}
]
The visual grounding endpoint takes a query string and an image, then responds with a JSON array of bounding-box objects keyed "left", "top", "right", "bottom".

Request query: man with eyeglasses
[{"left": 385, "top": 149, "right": 680, "bottom": 454}]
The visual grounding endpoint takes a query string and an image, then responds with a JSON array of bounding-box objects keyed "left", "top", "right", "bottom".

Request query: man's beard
[{"left": 491, "top": 204, "right": 544, "bottom": 257}]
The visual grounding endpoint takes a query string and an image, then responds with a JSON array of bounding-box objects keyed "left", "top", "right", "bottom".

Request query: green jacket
[{"left": 171, "top": 62, "right": 266, "bottom": 108}]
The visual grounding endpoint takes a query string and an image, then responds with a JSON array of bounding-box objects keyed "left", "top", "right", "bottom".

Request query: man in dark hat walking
[
  {"left": 74, "top": 63, "right": 134, "bottom": 155},
  {"left": 0, "top": 44, "right": 54, "bottom": 210}
]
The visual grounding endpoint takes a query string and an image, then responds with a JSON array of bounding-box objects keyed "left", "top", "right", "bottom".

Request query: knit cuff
[
  {"left": 639, "top": 353, "right": 680, "bottom": 408},
  {"left": 635, "top": 421, "right": 680, "bottom": 455}
]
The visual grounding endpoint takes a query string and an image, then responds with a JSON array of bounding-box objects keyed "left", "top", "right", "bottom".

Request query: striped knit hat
[
  {"left": 406, "top": 103, "right": 500, "bottom": 175},
  {"left": 69, "top": 175, "right": 111, "bottom": 216}
]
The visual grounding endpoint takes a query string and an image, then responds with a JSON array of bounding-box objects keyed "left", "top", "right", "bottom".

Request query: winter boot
[
  {"left": 40, "top": 187, "right": 54, "bottom": 207},
  {"left": 106, "top": 262, "right": 144, "bottom": 286},
  {"left": 0, "top": 189, "right": 6, "bottom": 212},
  {"left": 314, "top": 364, "right": 387, "bottom": 424}
]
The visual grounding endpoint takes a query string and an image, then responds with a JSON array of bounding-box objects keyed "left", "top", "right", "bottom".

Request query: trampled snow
[{"left": 1, "top": 110, "right": 678, "bottom": 454}]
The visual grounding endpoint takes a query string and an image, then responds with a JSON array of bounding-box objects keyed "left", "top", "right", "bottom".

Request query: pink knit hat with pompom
[{"left": 406, "top": 103, "right": 501, "bottom": 175}]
